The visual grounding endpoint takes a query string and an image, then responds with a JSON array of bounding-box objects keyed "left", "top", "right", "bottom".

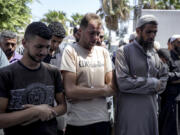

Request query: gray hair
[{"left": 0, "top": 31, "right": 17, "bottom": 41}]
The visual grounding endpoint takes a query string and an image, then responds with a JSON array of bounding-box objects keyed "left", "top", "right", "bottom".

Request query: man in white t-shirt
[{"left": 61, "top": 13, "right": 116, "bottom": 135}]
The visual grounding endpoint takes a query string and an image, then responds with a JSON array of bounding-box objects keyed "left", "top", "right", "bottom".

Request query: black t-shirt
[
  {"left": 0, "top": 61, "right": 63, "bottom": 135},
  {"left": 43, "top": 54, "right": 52, "bottom": 64}
]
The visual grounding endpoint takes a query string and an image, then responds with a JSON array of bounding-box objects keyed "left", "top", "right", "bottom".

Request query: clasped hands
[{"left": 21, "top": 104, "right": 57, "bottom": 126}]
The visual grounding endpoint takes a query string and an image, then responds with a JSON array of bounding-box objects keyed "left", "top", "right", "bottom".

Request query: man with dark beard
[
  {"left": 0, "top": 31, "right": 22, "bottom": 63},
  {"left": 114, "top": 15, "right": 168, "bottom": 135}
]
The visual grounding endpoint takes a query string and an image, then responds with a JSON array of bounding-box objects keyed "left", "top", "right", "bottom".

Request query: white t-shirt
[{"left": 60, "top": 43, "right": 113, "bottom": 126}]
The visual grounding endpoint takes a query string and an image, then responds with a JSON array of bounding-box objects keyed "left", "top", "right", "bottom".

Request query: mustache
[
  {"left": 6, "top": 49, "right": 13, "bottom": 52},
  {"left": 147, "top": 38, "right": 154, "bottom": 42},
  {"left": 5, "top": 50, "right": 14, "bottom": 55},
  {"left": 96, "top": 41, "right": 101, "bottom": 45}
]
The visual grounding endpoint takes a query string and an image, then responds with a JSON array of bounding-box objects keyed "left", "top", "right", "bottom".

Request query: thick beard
[
  {"left": 5, "top": 50, "right": 14, "bottom": 59},
  {"left": 76, "top": 38, "right": 79, "bottom": 42},
  {"left": 174, "top": 46, "right": 180, "bottom": 56},
  {"left": 139, "top": 36, "right": 154, "bottom": 51}
]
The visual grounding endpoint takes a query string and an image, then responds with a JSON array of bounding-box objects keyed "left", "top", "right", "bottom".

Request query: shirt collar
[{"left": 9, "top": 52, "right": 22, "bottom": 63}]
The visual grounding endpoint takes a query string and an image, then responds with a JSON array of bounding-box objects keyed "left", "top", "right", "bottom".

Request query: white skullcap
[
  {"left": 136, "top": 15, "right": 158, "bottom": 28},
  {"left": 170, "top": 34, "right": 180, "bottom": 43},
  {"left": 129, "top": 32, "right": 137, "bottom": 41}
]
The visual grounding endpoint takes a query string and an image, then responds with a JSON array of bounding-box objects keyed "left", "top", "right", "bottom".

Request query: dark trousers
[
  {"left": 159, "top": 97, "right": 177, "bottom": 135},
  {"left": 65, "top": 121, "right": 111, "bottom": 135},
  {"left": 57, "top": 129, "right": 64, "bottom": 135}
]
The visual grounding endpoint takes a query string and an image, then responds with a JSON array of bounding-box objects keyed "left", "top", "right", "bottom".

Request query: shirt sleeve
[
  {"left": 115, "top": 47, "right": 162, "bottom": 94},
  {"left": 60, "top": 45, "right": 76, "bottom": 73},
  {"left": 0, "top": 68, "right": 10, "bottom": 98},
  {"left": 0, "top": 48, "right": 9, "bottom": 68},
  {"left": 156, "top": 60, "right": 169, "bottom": 94},
  {"left": 54, "top": 68, "right": 64, "bottom": 93}
]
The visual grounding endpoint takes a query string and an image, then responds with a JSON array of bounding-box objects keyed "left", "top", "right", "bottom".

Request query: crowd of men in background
[{"left": 0, "top": 13, "right": 180, "bottom": 135}]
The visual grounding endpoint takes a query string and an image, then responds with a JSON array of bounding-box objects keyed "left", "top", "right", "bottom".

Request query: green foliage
[
  {"left": 0, "top": 0, "right": 34, "bottom": 32},
  {"left": 97, "top": 0, "right": 130, "bottom": 31},
  {"left": 155, "top": 0, "right": 180, "bottom": 9},
  {"left": 40, "top": 10, "right": 70, "bottom": 35},
  {"left": 40, "top": 11, "right": 84, "bottom": 35},
  {"left": 70, "top": 13, "right": 83, "bottom": 27},
  {"left": 143, "top": 0, "right": 180, "bottom": 9},
  {"left": 40, "top": 11, "right": 83, "bottom": 28},
  {"left": 40, "top": 10, "right": 68, "bottom": 26}
]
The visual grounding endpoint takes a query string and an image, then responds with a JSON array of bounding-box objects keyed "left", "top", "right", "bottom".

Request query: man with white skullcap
[
  {"left": 169, "top": 35, "right": 180, "bottom": 57},
  {"left": 159, "top": 34, "right": 180, "bottom": 135},
  {"left": 170, "top": 35, "right": 180, "bottom": 43},
  {"left": 115, "top": 15, "right": 168, "bottom": 135},
  {"left": 129, "top": 32, "right": 137, "bottom": 43}
]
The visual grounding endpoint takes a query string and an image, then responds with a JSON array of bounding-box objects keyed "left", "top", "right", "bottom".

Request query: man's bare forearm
[
  {"left": 0, "top": 108, "right": 39, "bottom": 128},
  {"left": 65, "top": 85, "right": 114, "bottom": 100},
  {"left": 53, "top": 104, "right": 67, "bottom": 116}
]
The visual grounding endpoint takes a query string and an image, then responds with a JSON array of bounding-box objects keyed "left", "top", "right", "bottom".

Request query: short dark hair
[
  {"left": 167, "top": 37, "right": 171, "bottom": 44},
  {"left": 80, "top": 13, "right": 102, "bottom": 29},
  {"left": 48, "top": 22, "right": 66, "bottom": 38},
  {"left": 73, "top": 27, "right": 79, "bottom": 35},
  {"left": 24, "top": 22, "right": 52, "bottom": 41}
]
